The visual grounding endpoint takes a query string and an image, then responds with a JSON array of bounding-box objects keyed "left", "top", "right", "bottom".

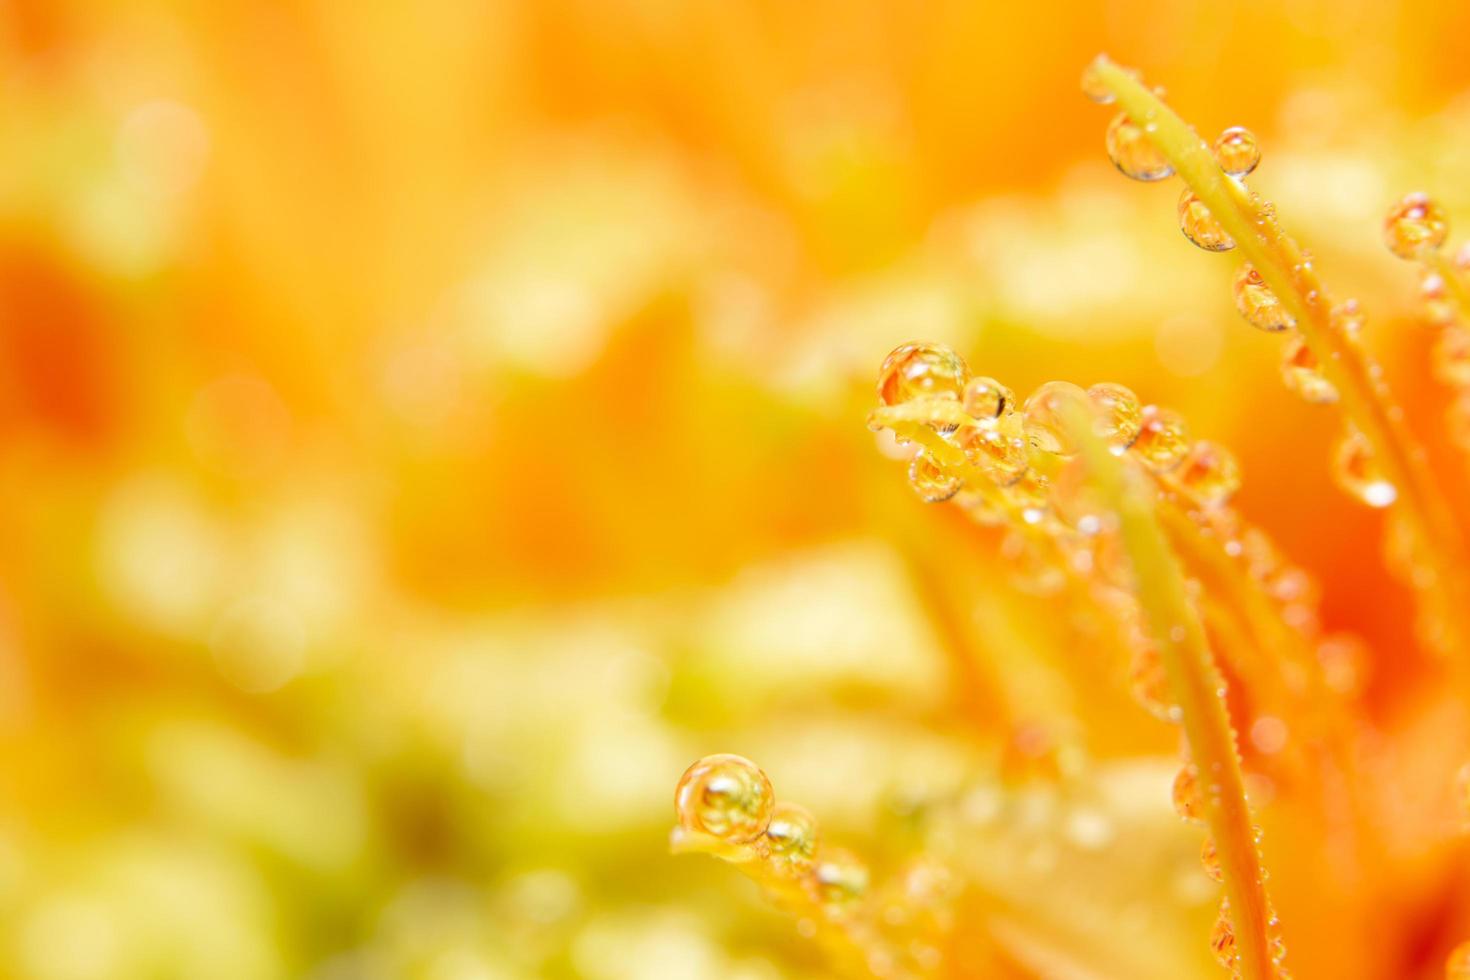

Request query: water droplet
[
  {"left": 1210, "top": 899, "right": 1238, "bottom": 967},
  {"left": 953, "top": 421, "right": 1028, "bottom": 484},
  {"left": 1332, "top": 429, "right": 1396, "bottom": 508},
  {"left": 908, "top": 451, "right": 962, "bottom": 503},
  {"left": 675, "top": 754, "right": 775, "bottom": 843},
  {"left": 1446, "top": 940, "right": 1470, "bottom": 979},
  {"left": 961, "top": 376, "right": 1015, "bottom": 423},
  {"left": 1132, "top": 405, "right": 1191, "bottom": 471},
  {"left": 1106, "top": 113, "right": 1174, "bottom": 182},
  {"left": 765, "top": 802, "right": 819, "bottom": 874},
  {"left": 1200, "top": 835, "right": 1223, "bottom": 882},
  {"left": 1266, "top": 904, "right": 1287, "bottom": 965},
  {"left": 876, "top": 342, "right": 969, "bottom": 407},
  {"left": 1178, "top": 189, "right": 1235, "bottom": 251},
  {"left": 1023, "top": 380, "right": 1090, "bottom": 455},
  {"left": 1433, "top": 328, "right": 1470, "bottom": 387},
  {"left": 1280, "top": 337, "right": 1338, "bottom": 404},
  {"left": 1175, "top": 440, "right": 1242, "bottom": 507},
  {"left": 1079, "top": 62, "right": 1115, "bottom": 104},
  {"left": 1172, "top": 764, "right": 1206, "bottom": 823},
  {"left": 1233, "top": 264, "right": 1296, "bottom": 332},
  {"left": 1383, "top": 191, "right": 1449, "bottom": 260},
  {"left": 1213, "top": 126, "right": 1260, "bottom": 177},
  {"left": 1088, "top": 382, "right": 1143, "bottom": 450},
  {"left": 814, "top": 848, "right": 870, "bottom": 906}
]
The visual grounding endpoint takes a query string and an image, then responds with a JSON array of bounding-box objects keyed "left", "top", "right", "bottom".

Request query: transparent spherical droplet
[
  {"left": 1079, "top": 62, "right": 1115, "bottom": 104},
  {"left": 1200, "top": 835, "right": 1224, "bottom": 882},
  {"left": 1233, "top": 264, "right": 1296, "bottom": 332},
  {"left": 1023, "top": 381, "right": 1089, "bottom": 455},
  {"left": 876, "top": 342, "right": 970, "bottom": 407},
  {"left": 908, "top": 451, "right": 962, "bottom": 503},
  {"left": 1176, "top": 440, "right": 1242, "bottom": 507},
  {"left": 1213, "top": 126, "right": 1260, "bottom": 177},
  {"left": 1087, "top": 382, "right": 1142, "bottom": 450},
  {"left": 1105, "top": 113, "right": 1174, "bottom": 182},
  {"left": 1433, "top": 328, "right": 1470, "bottom": 387},
  {"left": 953, "top": 420, "right": 1028, "bottom": 484},
  {"left": 675, "top": 754, "right": 774, "bottom": 843},
  {"left": 1172, "top": 764, "right": 1206, "bottom": 823},
  {"left": 814, "top": 848, "right": 870, "bottom": 905},
  {"left": 1446, "top": 940, "right": 1470, "bottom": 980},
  {"left": 1280, "top": 337, "right": 1338, "bottom": 404},
  {"left": 1332, "top": 429, "right": 1396, "bottom": 508},
  {"left": 962, "top": 375, "right": 1016, "bottom": 422},
  {"left": 1178, "top": 189, "right": 1235, "bottom": 252},
  {"left": 1384, "top": 191, "right": 1449, "bottom": 260},
  {"left": 1210, "top": 901, "right": 1239, "bottom": 967},
  {"left": 765, "top": 802, "right": 819, "bottom": 874},
  {"left": 1132, "top": 405, "right": 1191, "bottom": 471}
]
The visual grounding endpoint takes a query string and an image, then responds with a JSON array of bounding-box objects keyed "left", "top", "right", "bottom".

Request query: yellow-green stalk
[
  {"left": 1088, "top": 54, "right": 1470, "bottom": 658},
  {"left": 1060, "top": 394, "right": 1278, "bottom": 980}
]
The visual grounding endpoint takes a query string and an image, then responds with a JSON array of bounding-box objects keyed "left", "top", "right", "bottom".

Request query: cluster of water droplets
[
  {"left": 1172, "top": 740, "right": 1289, "bottom": 976},
  {"left": 1383, "top": 194, "right": 1470, "bottom": 461},
  {"left": 1179, "top": 461, "right": 1375, "bottom": 718},
  {"left": 871, "top": 335, "right": 1317, "bottom": 975},
  {"left": 874, "top": 342, "right": 1263, "bottom": 730},
  {"left": 673, "top": 754, "right": 955, "bottom": 978},
  {"left": 1083, "top": 65, "right": 1415, "bottom": 516},
  {"left": 871, "top": 343, "right": 1250, "bottom": 596},
  {"left": 1084, "top": 67, "right": 1342, "bottom": 402}
]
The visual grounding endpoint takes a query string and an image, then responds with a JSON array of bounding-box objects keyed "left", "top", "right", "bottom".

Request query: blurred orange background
[{"left": 5, "top": 2, "right": 1470, "bottom": 978}]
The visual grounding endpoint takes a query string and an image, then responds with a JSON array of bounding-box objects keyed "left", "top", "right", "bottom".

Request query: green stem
[
  {"left": 1091, "top": 54, "right": 1470, "bottom": 658},
  {"left": 1061, "top": 398, "right": 1277, "bottom": 980}
]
